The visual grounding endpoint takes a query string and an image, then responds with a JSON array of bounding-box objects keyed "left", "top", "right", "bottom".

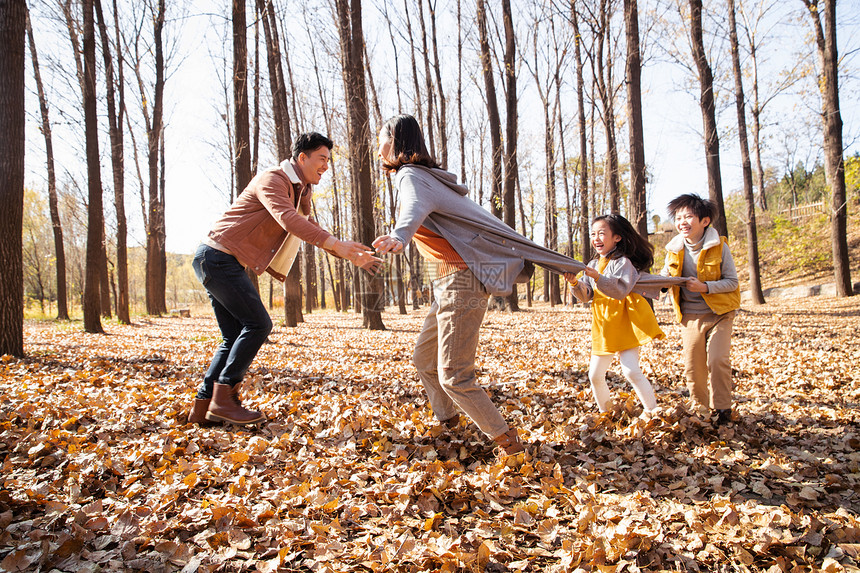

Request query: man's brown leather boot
[
  {"left": 205, "top": 383, "right": 265, "bottom": 425},
  {"left": 187, "top": 398, "right": 215, "bottom": 425}
]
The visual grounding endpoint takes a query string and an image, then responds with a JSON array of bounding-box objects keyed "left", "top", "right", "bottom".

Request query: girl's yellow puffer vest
[{"left": 665, "top": 231, "right": 741, "bottom": 322}]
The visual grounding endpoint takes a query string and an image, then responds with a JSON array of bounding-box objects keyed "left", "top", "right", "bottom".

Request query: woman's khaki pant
[
  {"left": 680, "top": 310, "right": 736, "bottom": 410},
  {"left": 413, "top": 269, "right": 509, "bottom": 439}
]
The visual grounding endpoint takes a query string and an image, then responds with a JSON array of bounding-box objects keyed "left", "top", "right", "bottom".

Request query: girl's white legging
[{"left": 588, "top": 347, "right": 658, "bottom": 413}]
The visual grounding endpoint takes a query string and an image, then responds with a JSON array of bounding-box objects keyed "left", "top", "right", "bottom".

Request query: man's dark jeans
[{"left": 192, "top": 244, "right": 273, "bottom": 399}]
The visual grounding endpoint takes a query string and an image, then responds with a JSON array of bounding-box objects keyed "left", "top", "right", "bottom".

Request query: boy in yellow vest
[{"left": 661, "top": 194, "right": 741, "bottom": 426}]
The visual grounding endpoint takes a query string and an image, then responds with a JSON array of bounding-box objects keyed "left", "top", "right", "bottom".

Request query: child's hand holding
[
  {"left": 563, "top": 272, "right": 580, "bottom": 285},
  {"left": 584, "top": 267, "right": 600, "bottom": 280},
  {"left": 686, "top": 277, "right": 708, "bottom": 293}
]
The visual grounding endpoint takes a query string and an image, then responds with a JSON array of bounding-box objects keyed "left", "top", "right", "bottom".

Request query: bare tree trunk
[
  {"left": 572, "top": 1, "right": 592, "bottom": 263},
  {"left": 477, "top": 0, "right": 503, "bottom": 220},
  {"left": 98, "top": 220, "right": 111, "bottom": 318},
  {"left": 251, "top": 3, "right": 259, "bottom": 174},
  {"left": 0, "top": 0, "right": 26, "bottom": 355},
  {"left": 259, "top": 0, "right": 302, "bottom": 324},
  {"left": 748, "top": 39, "right": 768, "bottom": 211},
  {"left": 428, "top": 0, "right": 447, "bottom": 169},
  {"left": 456, "top": 0, "right": 465, "bottom": 184},
  {"left": 403, "top": 0, "right": 423, "bottom": 124},
  {"left": 624, "top": 0, "right": 647, "bottom": 239},
  {"left": 307, "top": 23, "right": 345, "bottom": 312},
  {"left": 416, "top": 0, "right": 435, "bottom": 158},
  {"left": 232, "top": 0, "right": 251, "bottom": 201},
  {"left": 305, "top": 246, "right": 317, "bottom": 314},
  {"left": 25, "top": 5, "right": 68, "bottom": 321},
  {"left": 803, "top": 0, "right": 852, "bottom": 297},
  {"left": 82, "top": 0, "right": 104, "bottom": 333},
  {"left": 689, "top": 0, "right": 728, "bottom": 237},
  {"left": 334, "top": 0, "right": 385, "bottom": 329},
  {"left": 728, "top": 0, "right": 764, "bottom": 305},
  {"left": 556, "top": 78, "right": 573, "bottom": 260},
  {"left": 143, "top": 0, "right": 166, "bottom": 315},
  {"left": 594, "top": 0, "right": 620, "bottom": 213},
  {"left": 502, "top": 0, "right": 520, "bottom": 311},
  {"left": 257, "top": 0, "right": 292, "bottom": 159},
  {"left": 516, "top": 176, "right": 533, "bottom": 307},
  {"left": 95, "top": 0, "right": 129, "bottom": 323}
]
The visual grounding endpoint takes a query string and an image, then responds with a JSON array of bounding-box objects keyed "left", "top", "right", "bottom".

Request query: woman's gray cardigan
[{"left": 389, "top": 165, "right": 586, "bottom": 296}]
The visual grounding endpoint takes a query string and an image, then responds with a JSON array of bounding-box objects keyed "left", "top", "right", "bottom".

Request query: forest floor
[{"left": 2, "top": 296, "right": 860, "bottom": 572}]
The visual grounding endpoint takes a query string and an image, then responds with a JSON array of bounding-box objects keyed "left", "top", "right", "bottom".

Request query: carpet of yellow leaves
[{"left": 1, "top": 296, "right": 859, "bottom": 572}]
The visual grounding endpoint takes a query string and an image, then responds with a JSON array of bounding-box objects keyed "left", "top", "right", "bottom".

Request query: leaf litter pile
[{"left": 1, "top": 297, "right": 859, "bottom": 573}]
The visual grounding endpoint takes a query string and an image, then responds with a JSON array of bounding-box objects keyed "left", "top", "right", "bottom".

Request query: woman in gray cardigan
[{"left": 373, "top": 115, "right": 587, "bottom": 456}]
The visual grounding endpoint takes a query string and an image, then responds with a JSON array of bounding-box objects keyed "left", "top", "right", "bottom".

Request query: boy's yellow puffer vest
[{"left": 665, "top": 233, "right": 741, "bottom": 322}]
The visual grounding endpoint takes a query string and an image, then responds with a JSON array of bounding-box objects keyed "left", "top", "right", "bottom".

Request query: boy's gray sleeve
[{"left": 706, "top": 244, "right": 739, "bottom": 294}]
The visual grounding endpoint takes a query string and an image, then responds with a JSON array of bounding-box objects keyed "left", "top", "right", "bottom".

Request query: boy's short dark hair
[
  {"left": 292, "top": 132, "right": 333, "bottom": 160},
  {"left": 667, "top": 193, "right": 717, "bottom": 224}
]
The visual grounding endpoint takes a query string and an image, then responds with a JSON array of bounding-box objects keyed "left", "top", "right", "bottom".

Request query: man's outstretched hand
[{"left": 333, "top": 240, "right": 383, "bottom": 274}]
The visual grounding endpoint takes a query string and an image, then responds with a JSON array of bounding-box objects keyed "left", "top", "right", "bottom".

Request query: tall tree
[
  {"left": 526, "top": 9, "right": 563, "bottom": 307},
  {"left": 0, "top": 0, "right": 26, "bottom": 356},
  {"left": 688, "top": 0, "right": 728, "bottom": 237},
  {"left": 572, "top": 0, "right": 592, "bottom": 263},
  {"left": 476, "top": 0, "right": 503, "bottom": 219},
  {"left": 591, "top": 0, "right": 621, "bottom": 212},
  {"left": 59, "top": 0, "right": 111, "bottom": 318},
  {"left": 82, "top": 0, "right": 104, "bottom": 333},
  {"left": 803, "top": 0, "right": 852, "bottom": 297},
  {"left": 727, "top": 0, "right": 764, "bottom": 305},
  {"left": 95, "top": 0, "right": 129, "bottom": 323},
  {"left": 456, "top": 0, "right": 465, "bottom": 185},
  {"left": 25, "top": 4, "right": 68, "bottom": 321},
  {"left": 624, "top": 0, "right": 647, "bottom": 239},
  {"left": 416, "top": 0, "right": 436, "bottom": 158},
  {"left": 428, "top": 0, "right": 448, "bottom": 169},
  {"left": 334, "top": 0, "right": 385, "bottom": 329},
  {"left": 259, "top": 0, "right": 303, "bottom": 325},
  {"left": 232, "top": 0, "right": 251, "bottom": 200},
  {"left": 132, "top": 0, "right": 167, "bottom": 315},
  {"left": 502, "top": 0, "right": 520, "bottom": 311},
  {"left": 306, "top": 8, "right": 346, "bottom": 312}
]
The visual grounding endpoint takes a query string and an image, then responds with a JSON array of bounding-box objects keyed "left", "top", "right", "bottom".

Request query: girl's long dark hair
[
  {"left": 594, "top": 213, "right": 654, "bottom": 272},
  {"left": 380, "top": 114, "right": 440, "bottom": 172}
]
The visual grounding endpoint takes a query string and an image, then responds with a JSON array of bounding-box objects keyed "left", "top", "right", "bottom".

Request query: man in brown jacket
[{"left": 189, "top": 133, "right": 380, "bottom": 426}]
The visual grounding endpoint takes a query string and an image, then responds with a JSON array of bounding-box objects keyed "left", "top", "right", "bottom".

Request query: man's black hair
[{"left": 292, "top": 132, "right": 333, "bottom": 160}]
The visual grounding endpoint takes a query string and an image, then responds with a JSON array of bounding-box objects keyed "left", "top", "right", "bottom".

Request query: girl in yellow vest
[
  {"left": 660, "top": 194, "right": 740, "bottom": 426},
  {"left": 565, "top": 214, "right": 664, "bottom": 414}
]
